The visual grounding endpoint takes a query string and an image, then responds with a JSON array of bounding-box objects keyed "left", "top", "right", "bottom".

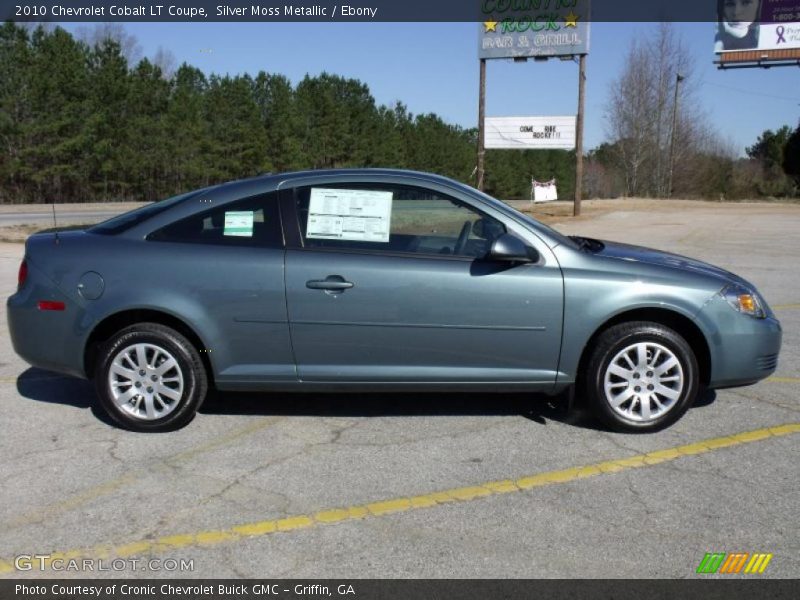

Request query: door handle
[{"left": 306, "top": 276, "right": 354, "bottom": 291}]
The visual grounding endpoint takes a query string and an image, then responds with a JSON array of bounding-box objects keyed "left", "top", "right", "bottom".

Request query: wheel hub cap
[
  {"left": 108, "top": 343, "right": 184, "bottom": 421},
  {"left": 603, "top": 342, "right": 684, "bottom": 422}
]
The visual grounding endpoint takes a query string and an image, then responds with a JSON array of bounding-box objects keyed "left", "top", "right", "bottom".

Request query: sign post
[
  {"left": 477, "top": 59, "right": 486, "bottom": 191},
  {"left": 574, "top": 54, "right": 586, "bottom": 217},
  {"left": 477, "top": 0, "right": 591, "bottom": 213}
]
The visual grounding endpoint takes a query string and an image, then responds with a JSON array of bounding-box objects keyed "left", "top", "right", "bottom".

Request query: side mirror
[{"left": 489, "top": 233, "right": 537, "bottom": 263}]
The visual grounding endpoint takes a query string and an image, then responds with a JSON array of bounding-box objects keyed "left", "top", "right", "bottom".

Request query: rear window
[
  {"left": 88, "top": 189, "right": 206, "bottom": 235},
  {"left": 147, "top": 192, "right": 283, "bottom": 248}
]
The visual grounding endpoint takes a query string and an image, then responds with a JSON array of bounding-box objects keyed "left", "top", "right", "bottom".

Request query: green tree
[
  {"left": 252, "top": 72, "right": 305, "bottom": 172},
  {"left": 0, "top": 22, "right": 604, "bottom": 204},
  {"left": 203, "top": 74, "right": 268, "bottom": 182},
  {"left": 0, "top": 22, "right": 33, "bottom": 202},
  {"left": 746, "top": 126, "right": 792, "bottom": 170},
  {"left": 165, "top": 64, "right": 208, "bottom": 194},
  {"left": 85, "top": 37, "right": 131, "bottom": 199},
  {"left": 125, "top": 58, "right": 171, "bottom": 200},
  {"left": 782, "top": 123, "right": 800, "bottom": 189},
  {"left": 404, "top": 113, "right": 473, "bottom": 181},
  {"left": 746, "top": 126, "right": 795, "bottom": 197},
  {"left": 295, "top": 73, "right": 377, "bottom": 168},
  {"left": 21, "top": 26, "right": 91, "bottom": 202}
]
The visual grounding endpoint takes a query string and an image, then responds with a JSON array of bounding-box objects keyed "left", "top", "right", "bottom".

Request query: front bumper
[{"left": 699, "top": 295, "right": 782, "bottom": 389}]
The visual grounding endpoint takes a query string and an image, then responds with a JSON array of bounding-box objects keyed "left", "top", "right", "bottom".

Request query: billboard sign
[
  {"left": 485, "top": 116, "right": 576, "bottom": 150},
  {"left": 715, "top": 0, "right": 800, "bottom": 61},
  {"left": 479, "top": 0, "right": 591, "bottom": 59}
]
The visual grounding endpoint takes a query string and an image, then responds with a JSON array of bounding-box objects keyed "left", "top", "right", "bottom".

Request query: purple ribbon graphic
[{"left": 776, "top": 26, "right": 787, "bottom": 44}]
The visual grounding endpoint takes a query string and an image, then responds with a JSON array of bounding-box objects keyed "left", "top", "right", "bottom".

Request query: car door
[{"left": 282, "top": 176, "right": 564, "bottom": 388}]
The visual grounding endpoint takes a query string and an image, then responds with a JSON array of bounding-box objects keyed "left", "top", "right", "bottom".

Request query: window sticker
[
  {"left": 224, "top": 211, "right": 254, "bottom": 237},
  {"left": 307, "top": 188, "right": 392, "bottom": 242}
]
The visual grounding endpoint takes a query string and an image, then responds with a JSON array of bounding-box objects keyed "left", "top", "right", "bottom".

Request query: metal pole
[
  {"left": 477, "top": 58, "right": 486, "bottom": 191},
  {"left": 667, "top": 73, "right": 684, "bottom": 198},
  {"left": 573, "top": 54, "right": 586, "bottom": 217}
]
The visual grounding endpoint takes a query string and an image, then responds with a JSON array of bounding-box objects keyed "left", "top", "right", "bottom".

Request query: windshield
[{"left": 88, "top": 189, "right": 207, "bottom": 235}]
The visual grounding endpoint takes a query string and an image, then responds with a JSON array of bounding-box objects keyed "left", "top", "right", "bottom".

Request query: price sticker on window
[{"left": 224, "top": 211, "right": 254, "bottom": 237}]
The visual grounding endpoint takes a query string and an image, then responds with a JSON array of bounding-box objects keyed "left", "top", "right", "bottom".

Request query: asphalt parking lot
[{"left": 0, "top": 200, "right": 798, "bottom": 579}]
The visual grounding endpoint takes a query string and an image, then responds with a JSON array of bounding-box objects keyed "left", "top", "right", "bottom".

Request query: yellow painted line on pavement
[
  {"left": 768, "top": 377, "right": 800, "bottom": 384},
  {"left": 1, "top": 422, "right": 798, "bottom": 574},
  {"left": 772, "top": 303, "right": 800, "bottom": 310}
]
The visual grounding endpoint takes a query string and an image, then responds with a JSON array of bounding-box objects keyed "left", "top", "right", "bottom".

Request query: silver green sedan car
[{"left": 7, "top": 169, "right": 781, "bottom": 432}]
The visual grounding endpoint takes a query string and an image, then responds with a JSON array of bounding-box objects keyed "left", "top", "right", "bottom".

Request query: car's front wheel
[
  {"left": 585, "top": 321, "right": 699, "bottom": 432},
  {"left": 94, "top": 323, "right": 208, "bottom": 432}
]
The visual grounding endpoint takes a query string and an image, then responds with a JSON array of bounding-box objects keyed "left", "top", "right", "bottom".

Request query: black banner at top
[{"left": 3, "top": 0, "right": 800, "bottom": 23}]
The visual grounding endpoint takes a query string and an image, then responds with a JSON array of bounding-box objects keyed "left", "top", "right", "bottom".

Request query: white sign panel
[
  {"left": 532, "top": 179, "right": 558, "bottom": 203},
  {"left": 485, "top": 116, "right": 576, "bottom": 150},
  {"left": 307, "top": 188, "right": 393, "bottom": 243}
]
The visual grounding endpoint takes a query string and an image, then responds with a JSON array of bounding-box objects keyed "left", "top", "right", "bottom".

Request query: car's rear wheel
[
  {"left": 94, "top": 323, "right": 207, "bottom": 432},
  {"left": 584, "top": 321, "right": 699, "bottom": 432}
]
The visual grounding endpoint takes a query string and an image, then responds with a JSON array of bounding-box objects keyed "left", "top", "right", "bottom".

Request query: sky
[{"left": 60, "top": 21, "right": 800, "bottom": 156}]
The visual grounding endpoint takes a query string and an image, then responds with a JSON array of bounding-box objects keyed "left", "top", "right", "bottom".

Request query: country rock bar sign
[{"left": 477, "top": 0, "right": 590, "bottom": 216}]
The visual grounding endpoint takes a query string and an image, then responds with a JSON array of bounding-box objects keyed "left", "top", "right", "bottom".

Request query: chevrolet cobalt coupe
[{"left": 7, "top": 170, "right": 781, "bottom": 432}]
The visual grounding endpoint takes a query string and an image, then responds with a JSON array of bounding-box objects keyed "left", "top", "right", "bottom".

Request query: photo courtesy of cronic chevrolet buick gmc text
[{"left": 7, "top": 170, "right": 782, "bottom": 432}]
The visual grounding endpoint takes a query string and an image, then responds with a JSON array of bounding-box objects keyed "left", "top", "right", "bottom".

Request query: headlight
[{"left": 721, "top": 284, "right": 766, "bottom": 319}]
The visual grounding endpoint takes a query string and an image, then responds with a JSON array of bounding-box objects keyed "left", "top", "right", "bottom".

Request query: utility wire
[{"left": 699, "top": 79, "right": 800, "bottom": 104}]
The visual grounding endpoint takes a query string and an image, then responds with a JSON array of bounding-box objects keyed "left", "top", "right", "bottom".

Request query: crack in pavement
[
  {"left": 325, "top": 419, "right": 510, "bottom": 449},
  {"left": 134, "top": 419, "right": 361, "bottom": 543},
  {"left": 728, "top": 389, "right": 800, "bottom": 414},
  {"left": 2, "top": 416, "right": 284, "bottom": 531}
]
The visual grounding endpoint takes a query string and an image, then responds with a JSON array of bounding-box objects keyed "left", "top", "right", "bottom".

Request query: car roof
[{"left": 218, "top": 168, "right": 465, "bottom": 192}]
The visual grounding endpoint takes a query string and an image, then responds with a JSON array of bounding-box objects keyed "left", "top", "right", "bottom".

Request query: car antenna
[{"left": 51, "top": 200, "right": 60, "bottom": 245}]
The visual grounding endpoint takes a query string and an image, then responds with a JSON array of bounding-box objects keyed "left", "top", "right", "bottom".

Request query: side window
[
  {"left": 148, "top": 192, "right": 283, "bottom": 248},
  {"left": 295, "top": 184, "right": 505, "bottom": 259}
]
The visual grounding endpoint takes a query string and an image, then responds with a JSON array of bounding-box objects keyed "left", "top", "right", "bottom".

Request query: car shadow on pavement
[
  {"left": 201, "top": 387, "right": 717, "bottom": 432},
  {"left": 15, "top": 367, "right": 118, "bottom": 426},
  {"left": 15, "top": 367, "right": 717, "bottom": 432},
  {"left": 200, "top": 388, "right": 590, "bottom": 427}
]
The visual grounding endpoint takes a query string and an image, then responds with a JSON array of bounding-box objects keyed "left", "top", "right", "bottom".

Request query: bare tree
[
  {"left": 75, "top": 23, "right": 142, "bottom": 64},
  {"left": 605, "top": 37, "right": 652, "bottom": 196},
  {"left": 153, "top": 46, "right": 177, "bottom": 79},
  {"left": 604, "top": 24, "right": 707, "bottom": 197}
]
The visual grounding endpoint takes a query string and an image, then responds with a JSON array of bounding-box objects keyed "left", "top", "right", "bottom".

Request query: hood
[{"left": 594, "top": 240, "right": 747, "bottom": 286}]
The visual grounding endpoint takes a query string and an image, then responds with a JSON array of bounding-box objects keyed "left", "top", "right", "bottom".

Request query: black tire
[
  {"left": 584, "top": 321, "right": 699, "bottom": 433},
  {"left": 94, "top": 322, "right": 208, "bottom": 432}
]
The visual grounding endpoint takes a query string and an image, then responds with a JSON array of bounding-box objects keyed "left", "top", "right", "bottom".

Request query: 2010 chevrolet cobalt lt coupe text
[{"left": 7, "top": 170, "right": 782, "bottom": 432}]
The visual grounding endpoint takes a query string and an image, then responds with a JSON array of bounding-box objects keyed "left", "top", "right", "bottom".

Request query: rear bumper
[
  {"left": 7, "top": 264, "right": 87, "bottom": 379},
  {"left": 701, "top": 296, "right": 782, "bottom": 389}
]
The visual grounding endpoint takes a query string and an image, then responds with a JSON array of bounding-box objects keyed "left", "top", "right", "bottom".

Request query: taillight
[
  {"left": 17, "top": 260, "right": 27, "bottom": 289},
  {"left": 37, "top": 300, "right": 65, "bottom": 311}
]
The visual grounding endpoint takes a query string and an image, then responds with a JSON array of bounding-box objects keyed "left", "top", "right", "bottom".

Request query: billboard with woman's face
[{"left": 715, "top": 0, "right": 800, "bottom": 57}]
